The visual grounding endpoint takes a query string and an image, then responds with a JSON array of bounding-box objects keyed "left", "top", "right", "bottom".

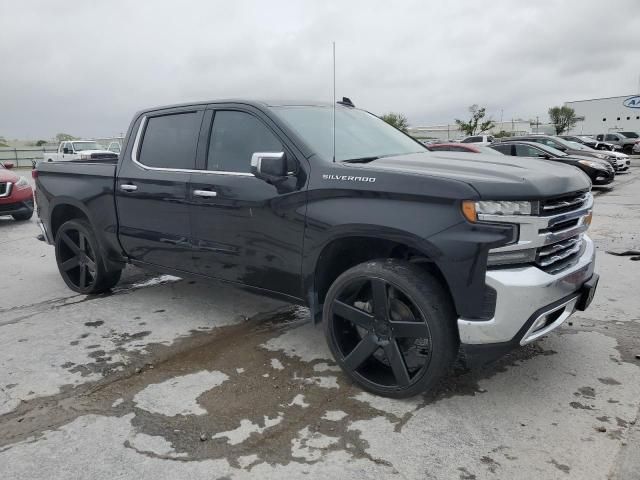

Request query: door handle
[
  {"left": 120, "top": 184, "right": 138, "bottom": 192},
  {"left": 193, "top": 189, "right": 217, "bottom": 198}
]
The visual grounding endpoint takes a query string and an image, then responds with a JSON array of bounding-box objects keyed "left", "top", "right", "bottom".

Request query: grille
[
  {"left": 540, "top": 191, "right": 589, "bottom": 215},
  {"left": 0, "top": 182, "right": 11, "bottom": 197},
  {"left": 90, "top": 153, "right": 118, "bottom": 159},
  {"left": 536, "top": 235, "right": 584, "bottom": 273}
]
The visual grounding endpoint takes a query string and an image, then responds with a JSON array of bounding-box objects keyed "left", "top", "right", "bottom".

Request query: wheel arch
[
  {"left": 305, "top": 228, "right": 453, "bottom": 324},
  {"left": 49, "top": 198, "right": 92, "bottom": 240}
]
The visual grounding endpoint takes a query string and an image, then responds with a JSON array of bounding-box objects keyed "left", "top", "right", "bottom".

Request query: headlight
[
  {"left": 594, "top": 153, "right": 606, "bottom": 159},
  {"left": 15, "top": 176, "right": 30, "bottom": 189},
  {"left": 79, "top": 153, "right": 91, "bottom": 160},
  {"left": 461, "top": 200, "right": 536, "bottom": 221},
  {"left": 578, "top": 160, "right": 606, "bottom": 170}
]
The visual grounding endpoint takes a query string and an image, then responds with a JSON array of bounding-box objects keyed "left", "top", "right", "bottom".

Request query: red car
[
  {"left": 0, "top": 162, "right": 34, "bottom": 221},
  {"left": 425, "top": 143, "right": 503, "bottom": 155}
]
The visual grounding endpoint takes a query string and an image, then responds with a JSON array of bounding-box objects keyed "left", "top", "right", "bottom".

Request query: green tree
[
  {"left": 455, "top": 104, "right": 495, "bottom": 136},
  {"left": 380, "top": 113, "right": 409, "bottom": 133},
  {"left": 55, "top": 133, "right": 77, "bottom": 142},
  {"left": 548, "top": 106, "right": 577, "bottom": 135},
  {"left": 493, "top": 130, "right": 513, "bottom": 138},
  {"left": 35, "top": 140, "right": 48, "bottom": 146}
]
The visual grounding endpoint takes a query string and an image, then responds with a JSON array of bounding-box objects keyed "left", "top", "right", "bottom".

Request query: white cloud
[{"left": 1, "top": 0, "right": 639, "bottom": 139}]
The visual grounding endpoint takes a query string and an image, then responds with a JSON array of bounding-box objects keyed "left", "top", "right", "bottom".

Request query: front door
[
  {"left": 115, "top": 108, "right": 204, "bottom": 271},
  {"left": 189, "top": 107, "right": 307, "bottom": 298}
]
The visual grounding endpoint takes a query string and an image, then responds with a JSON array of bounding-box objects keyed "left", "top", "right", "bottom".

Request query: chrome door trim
[{"left": 130, "top": 116, "right": 253, "bottom": 177}]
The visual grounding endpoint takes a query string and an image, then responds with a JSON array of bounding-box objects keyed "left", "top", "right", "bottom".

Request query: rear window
[
  {"left": 138, "top": 112, "right": 201, "bottom": 169},
  {"left": 462, "top": 136, "right": 481, "bottom": 143}
]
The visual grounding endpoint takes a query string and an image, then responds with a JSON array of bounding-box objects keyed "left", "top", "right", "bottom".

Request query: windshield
[
  {"left": 477, "top": 146, "right": 503, "bottom": 155},
  {"left": 271, "top": 106, "right": 426, "bottom": 161},
  {"left": 566, "top": 141, "right": 594, "bottom": 151},
  {"left": 71, "top": 141, "right": 105, "bottom": 151},
  {"left": 618, "top": 131, "right": 639, "bottom": 139}
]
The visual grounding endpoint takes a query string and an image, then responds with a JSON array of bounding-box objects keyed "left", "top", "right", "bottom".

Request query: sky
[{"left": 1, "top": 0, "right": 640, "bottom": 140}]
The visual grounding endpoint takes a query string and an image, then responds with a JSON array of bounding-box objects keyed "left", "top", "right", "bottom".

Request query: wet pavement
[{"left": 0, "top": 169, "right": 639, "bottom": 479}]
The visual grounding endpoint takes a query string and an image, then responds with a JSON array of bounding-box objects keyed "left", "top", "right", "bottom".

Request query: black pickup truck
[{"left": 35, "top": 100, "right": 598, "bottom": 398}]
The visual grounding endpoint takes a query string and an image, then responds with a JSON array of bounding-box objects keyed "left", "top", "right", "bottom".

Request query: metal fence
[
  {"left": 0, "top": 147, "right": 56, "bottom": 168},
  {"left": 0, "top": 137, "right": 124, "bottom": 168}
]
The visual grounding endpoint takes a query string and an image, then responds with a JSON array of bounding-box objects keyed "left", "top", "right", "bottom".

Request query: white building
[{"left": 564, "top": 94, "right": 640, "bottom": 135}]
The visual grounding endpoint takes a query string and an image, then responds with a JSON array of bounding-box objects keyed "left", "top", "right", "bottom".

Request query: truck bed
[{"left": 35, "top": 160, "right": 122, "bottom": 268}]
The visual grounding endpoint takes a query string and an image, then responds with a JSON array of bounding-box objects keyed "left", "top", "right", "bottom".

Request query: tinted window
[
  {"left": 490, "top": 144, "right": 512, "bottom": 155},
  {"left": 138, "top": 112, "right": 201, "bottom": 169},
  {"left": 515, "top": 144, "right": 546, "bottom": 157},
  {"left": 207, "top": 111, "right": 283, "bottom": 173},
  {"left": 462, "top": 136, "right": 481, "bottom": 143},
  {"left": 605, "top": 134, "right": 618, "bottom": 141}
]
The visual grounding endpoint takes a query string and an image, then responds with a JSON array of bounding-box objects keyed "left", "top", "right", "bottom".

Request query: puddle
[{"left": 0, "top": 305, "right": 564, "bottom": 468}]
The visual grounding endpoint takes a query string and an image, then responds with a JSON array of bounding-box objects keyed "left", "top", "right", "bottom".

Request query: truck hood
[{"left": 352, "top": 152, "right": 591, "bottom": 199}]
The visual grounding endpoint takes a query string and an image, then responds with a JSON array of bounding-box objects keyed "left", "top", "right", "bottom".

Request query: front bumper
[
  {"left": 458, "top": 235, "right": 595, "bottom": 349},
  {"left": 0, "top": 199, "right": 34, "bottom": 216}
]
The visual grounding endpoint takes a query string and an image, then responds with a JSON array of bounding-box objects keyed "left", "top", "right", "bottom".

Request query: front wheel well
[
  {"left": 312, "top": 236, "right": 451, "bottom": 321},
  {"left": 50, "top": 204, "right": 90, "bottom": 240}
]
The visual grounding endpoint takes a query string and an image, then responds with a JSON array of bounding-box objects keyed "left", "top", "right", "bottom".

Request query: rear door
[
  {"left": 115, "top": 108, "right": 204, "bottom": 271},
  {"left": 188, "top": 105, "right": 307, "bottom": 298}
]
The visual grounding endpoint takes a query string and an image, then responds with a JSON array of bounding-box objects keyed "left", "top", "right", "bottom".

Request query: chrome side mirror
[{"left": 250, "top": 152, "right": 287, "bottom": 178}]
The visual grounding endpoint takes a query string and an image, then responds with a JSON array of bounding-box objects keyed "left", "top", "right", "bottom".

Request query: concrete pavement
[{"left": 0, "top": 169, "right": 639, "bottom": 479}]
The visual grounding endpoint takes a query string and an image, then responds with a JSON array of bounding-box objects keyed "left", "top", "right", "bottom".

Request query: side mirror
[
  {"left": 250, "top": 152, "right": 287, "bottom": 178},
  {"left": 2, "top": 162, "right": 14, "bottom": 169}
]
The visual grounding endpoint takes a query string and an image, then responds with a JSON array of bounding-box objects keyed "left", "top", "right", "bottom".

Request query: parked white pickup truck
[{"left": 44, "top": 141, "right": 118, "bottom": 162}]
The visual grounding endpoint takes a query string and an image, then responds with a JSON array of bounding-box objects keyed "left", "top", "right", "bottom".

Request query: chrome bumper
[{"left": 458, "top": 235, "right": 595, "bottom": 345}]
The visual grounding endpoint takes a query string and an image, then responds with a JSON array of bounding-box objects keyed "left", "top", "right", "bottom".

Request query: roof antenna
[{"left": 332, "top": 41, "right": 336, "bottom": 163}]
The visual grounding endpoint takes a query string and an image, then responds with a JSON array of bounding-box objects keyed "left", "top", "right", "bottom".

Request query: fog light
[{"left": 487, "top": 248, "right": 536, "bottom": 266}]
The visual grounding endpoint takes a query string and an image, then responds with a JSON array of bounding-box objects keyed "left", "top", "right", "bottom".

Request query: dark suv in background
[{"left": 490, "top": 141, "right": 615, "bottom": 186}]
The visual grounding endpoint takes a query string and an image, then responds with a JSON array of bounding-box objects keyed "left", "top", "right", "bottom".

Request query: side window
[
  {"left": 596, "top": 134, "right": 603, "bottom": 141},
  {"left": 492, "top": 144, "right": 512, "bottom": 155},
  {"left": 515, "top": 144, "right": 543, "bottom": 157},
  {"left": 207, "top": 111, "right": 283, "bottom": 173},
  {"left": 605, "top": 134, "right": 617, "bottom": 141},
  {"left": 138, "top": 112, "right": 201, "bottom": 169}
]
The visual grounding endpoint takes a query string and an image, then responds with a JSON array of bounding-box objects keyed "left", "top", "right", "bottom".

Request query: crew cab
[
  {"left": 34, "top": 100, "right": 598, "bottom": 398},
  {"left": 44, "top": 141, "right": 118, "bottom": 162},
  {"left": 595, "top": 132, "right": 640, "bottom": 154}
]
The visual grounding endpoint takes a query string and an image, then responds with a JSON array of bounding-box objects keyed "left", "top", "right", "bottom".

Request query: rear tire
[
  {"left": 12, "top": 210, "right": 33, "bottom": 221},
  {"left": 54, "top": 219, "right": 122, "bottom": 294},
  {"left": 323, "top": 259, "right": 458, "bottom": 398}
]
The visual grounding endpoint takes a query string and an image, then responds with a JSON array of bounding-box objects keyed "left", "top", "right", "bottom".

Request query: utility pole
[{"left": 535, "top": 116, "right": 539, "bottom": 133}]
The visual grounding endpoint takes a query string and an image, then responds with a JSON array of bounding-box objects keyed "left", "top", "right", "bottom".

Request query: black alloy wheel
[
  {"left": 324, "top": 260, "right": 458, "bottom": 398},
  {"left": 55, "top": 219, "right": 121, "bottom": 294}
]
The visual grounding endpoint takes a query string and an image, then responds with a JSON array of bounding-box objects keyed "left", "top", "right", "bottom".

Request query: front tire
[
  {"left": 323, "top": 259, "right": 458, "bottom": 398},
  {"left": 54, "top": 219, "right": 122, "bottom": 294}
]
